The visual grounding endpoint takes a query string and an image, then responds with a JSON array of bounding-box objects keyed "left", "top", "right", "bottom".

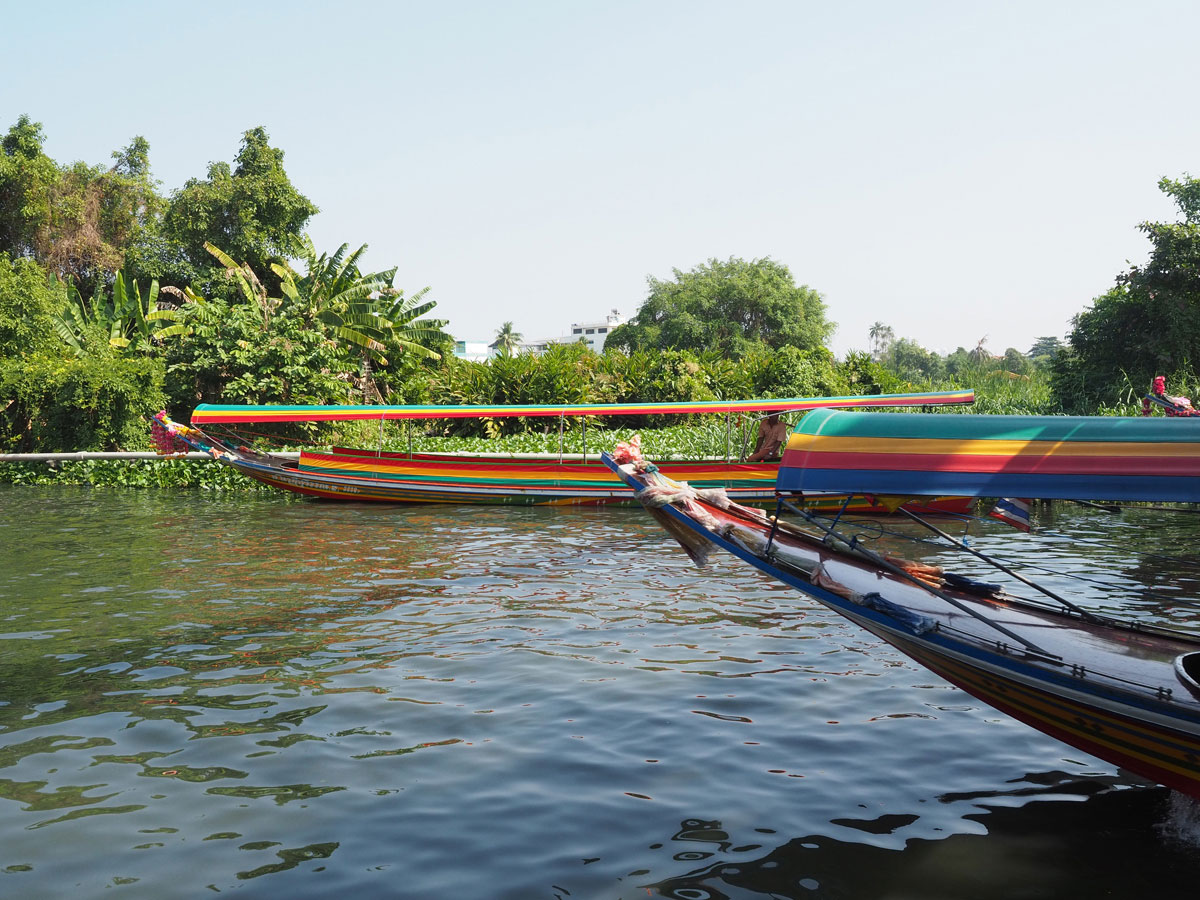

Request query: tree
[
  {"left": 605, "top": 257, "right": 833, "bottom": 357},
  {"left": 272, "top": 237, "right": 448, "bottom": 368},
  {"left": 491, "top": 321, "right": 522, "bottom": 356},
  {"left": 0, "top": 255, "right": 61, "bottom": 357},
  {"left": 883, "top": 337, "right": 945, "bottom": 381},
  {"left": 1054, "top": 174, "right": 1200, "bottom": 411},
  {"left": 944, "top": 346, "right": 973, "bottom": 378},
  {"left": 1001, "top": 347, "right": 1032, "bottom": 377},
  {"left": 0, "top": 115, "right": 58, "bottom": 259},
  {"left": 868, "top": 321, "right": 894, "bottom": 360},
  {"left": 1027, "top": 336, "right": 1063, "bottom": 368},
  {"left": 169, "top": 240, "right": 449, "bottom": 406},
  {"left": 163, "top": 127, "right": 317, "bottom": 287},
  {"left": 0, "top": 118, "right": 160, "bottom": 294}
]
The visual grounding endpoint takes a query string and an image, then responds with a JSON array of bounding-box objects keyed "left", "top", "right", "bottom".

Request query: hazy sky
[{"left": 4, "top": 1, "right": 1197, "bottom": 357}]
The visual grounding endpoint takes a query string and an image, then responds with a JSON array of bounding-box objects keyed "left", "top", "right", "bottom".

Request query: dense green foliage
[
  {"left": 0, "top": 254, "right": 60, "bottom": 355},
  {"left": 0, "top": 117, "right": 160, "bottom": 297},
  {"left": 606, "top": 257, "right": 832, "bottom": 356},
  {"left": 1053, "top": 175, "right": 1200, "bottom": 412},
  {"left": 55, "top": 272, "right": 187, "bottom": 356},
  {"left": 2, "top": 114, "right": 1195, "bottom": 466},
  {"left": 0, "top": 457, "right": 274, "bottom": 490},
  {"left": 0, "top": 117, "right": 448, "bottom": 451},
  {"left": 0, "top": 256, "right": 168, "bottom": 451},
  {"left": 0, "top": 348, "right": 165, "bottom": 452},
  {"left": 162, "top": 128, "right": 317, "bottom": 293},
  {"left": 418, "top": 342, "right": 844, "bottom": 435}
]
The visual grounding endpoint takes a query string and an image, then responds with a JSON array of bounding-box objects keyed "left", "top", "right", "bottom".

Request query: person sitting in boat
[
  {"left": 747, "top": 414, "right": 789, "bottom": 461},
  {"left": 1152, "top": 375, "right": 1199, "bottom": 416}
]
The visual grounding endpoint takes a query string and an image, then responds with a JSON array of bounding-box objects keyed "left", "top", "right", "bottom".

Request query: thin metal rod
[
  {"left": 778, "top": 497, "right": 1050, "bottom": 654},
  {"left": 558, "top": 413, "right": 565, "bottom": 463},
  {"left": 725, "top": 413, "right": 731, "bottom": 463},
  {"left": 832, "top": 492, "right": 858, "bottom": 529},
  {"left": 378, "top": 414, "right": 385, "bottom": 457},
  {"left": 896, "top": 506, "right": 1102, "bottom": 623},
  {"left": 581, "top": 418, "right": 587, "bottom": 464}
]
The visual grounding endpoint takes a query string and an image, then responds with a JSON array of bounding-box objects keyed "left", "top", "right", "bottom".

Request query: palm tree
[
  {"left": 868, "top": 321, "right": 894, "bottom": 360},
  {"left": 491, "top": 321, "right": 523, "bottom": 357},
  {"left": 969, "top": 335, "right": 991, "bottom": 365}
]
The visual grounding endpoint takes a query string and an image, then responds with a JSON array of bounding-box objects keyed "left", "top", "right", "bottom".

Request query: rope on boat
[
  {"left": 801, "top": 503, "right": 1200, "bottom": 613},
  {"left": 632, "top": 472, "right": 1052, "bottom": 652},
  {"left": 774, "top": 497, "right": 1051, "bottom": 655},
  {"left": 894, "top": 507, "right": 1105, "bottom": 624}
]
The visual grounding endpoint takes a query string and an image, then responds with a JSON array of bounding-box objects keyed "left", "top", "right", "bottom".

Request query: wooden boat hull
[
  {"left": 217, "top": 446, "right": 973, "bottom": 513},
  {"left": 602, "top": 453, "right": 1200, "bottom": 799}
]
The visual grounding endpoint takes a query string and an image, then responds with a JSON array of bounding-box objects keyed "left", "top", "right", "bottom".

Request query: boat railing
[{"left": 932, "top": 618, "right": 1184, "bottom": 704}]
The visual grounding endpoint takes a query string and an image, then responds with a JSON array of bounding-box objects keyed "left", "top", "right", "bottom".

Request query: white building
[
  {"left": 453, "top": 340, "right": 494, "bottom": 362},
  {"left": 522, "top": 309, "right": 626, "bottom": 354}
]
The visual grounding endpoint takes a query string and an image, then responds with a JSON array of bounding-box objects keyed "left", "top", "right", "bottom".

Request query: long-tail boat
[
  {"left": 151, "top": 390, "right": 973, "bottom": 509},
  {"left": 601, "top": 409, "right": 1200, "bottom": 799}
]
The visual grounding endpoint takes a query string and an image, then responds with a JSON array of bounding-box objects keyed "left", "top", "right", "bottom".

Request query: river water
[{"left": 3, "top": 485, "right": 1200, "bottom": 898}]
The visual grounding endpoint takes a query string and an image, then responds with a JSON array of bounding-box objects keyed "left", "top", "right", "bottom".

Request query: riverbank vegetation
[{"left": 2, "top": 114, "right": 1198, "bottom": 466}]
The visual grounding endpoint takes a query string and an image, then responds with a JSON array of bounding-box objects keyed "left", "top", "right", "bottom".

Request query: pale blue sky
[{"left": 4, "top": 1, "right": 1197, "bottom": 357}]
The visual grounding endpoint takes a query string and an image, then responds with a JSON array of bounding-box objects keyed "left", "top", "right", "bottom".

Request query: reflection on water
[
  {"left": 649, "top": 781, "right": 1196, "bottom": 900},
  {"left": 2, "top": 486, "right": 1200, "bottom": 897}
]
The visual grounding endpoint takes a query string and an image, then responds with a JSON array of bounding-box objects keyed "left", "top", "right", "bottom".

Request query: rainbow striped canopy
[
  {"left": 189, "top": 389, "right": 974, "bottom": 425},
  {"left": 779, "top": 409, "right": 1200, "bottom": 502}
]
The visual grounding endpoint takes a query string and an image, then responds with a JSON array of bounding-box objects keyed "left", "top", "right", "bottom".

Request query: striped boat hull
[{"left": 223, "top": 449, "right": 972, "bottom": 513}]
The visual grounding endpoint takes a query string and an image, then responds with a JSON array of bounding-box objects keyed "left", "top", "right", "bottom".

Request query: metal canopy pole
[
  {"left": 777, "top": 497, "right": 1050, "bottom": 655},
  {"left": 558, "top": 413, "right": 565, "bottom": 463},
  {"left": 896, "top": 507, "right": 1102, "bottom": 623}
]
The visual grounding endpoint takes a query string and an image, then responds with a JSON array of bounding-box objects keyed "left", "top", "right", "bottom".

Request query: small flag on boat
[{"left": 989, "top": 498, "right": 1032, "bottom": 532}]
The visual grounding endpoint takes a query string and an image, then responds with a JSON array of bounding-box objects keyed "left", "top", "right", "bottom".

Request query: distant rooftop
[{"left": 523, "top": 309, "right": 625, "bottom": 354}]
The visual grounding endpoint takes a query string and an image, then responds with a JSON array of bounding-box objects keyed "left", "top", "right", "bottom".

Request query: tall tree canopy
[
  {"left": 605, "top": 257, "right": 833, "bottom": 357},
  {"left": 0, "top": 116, "right": 159, "bottom": 293},
  {"left": 1053, "top": 175, "right": 1200, "bottom": 410},
  {"left": 0, "top": 115, "right": 57, "bottom": 258},
  {"left": 163, "top": 127, "right": 316, "bottom": 285}
]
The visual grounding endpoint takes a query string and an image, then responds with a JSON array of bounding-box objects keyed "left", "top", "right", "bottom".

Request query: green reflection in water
[
  {"left": 236, "top": 841, "right": 340, "bottom": 880},
  {"left": 205, "top": 783, "right": 346, "bottom": 805},
  {"left": 0, "top": 777, "right": 118, "bottom": 811}
]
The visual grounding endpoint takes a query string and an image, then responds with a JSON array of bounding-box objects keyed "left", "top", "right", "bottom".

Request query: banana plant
[
  {"left": 205, "top": 242, "right": 276, "bottom": 330},
  {"left": 54, "top": 272, "right": 189, "bottom": 356},
  {"left": 273, "top": 236, "right": 448, "bottom": 366}
]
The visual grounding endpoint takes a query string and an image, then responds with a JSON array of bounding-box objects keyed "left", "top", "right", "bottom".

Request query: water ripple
[{"left": 3, "top": 486, "right": 1200, "bottom": 897}]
